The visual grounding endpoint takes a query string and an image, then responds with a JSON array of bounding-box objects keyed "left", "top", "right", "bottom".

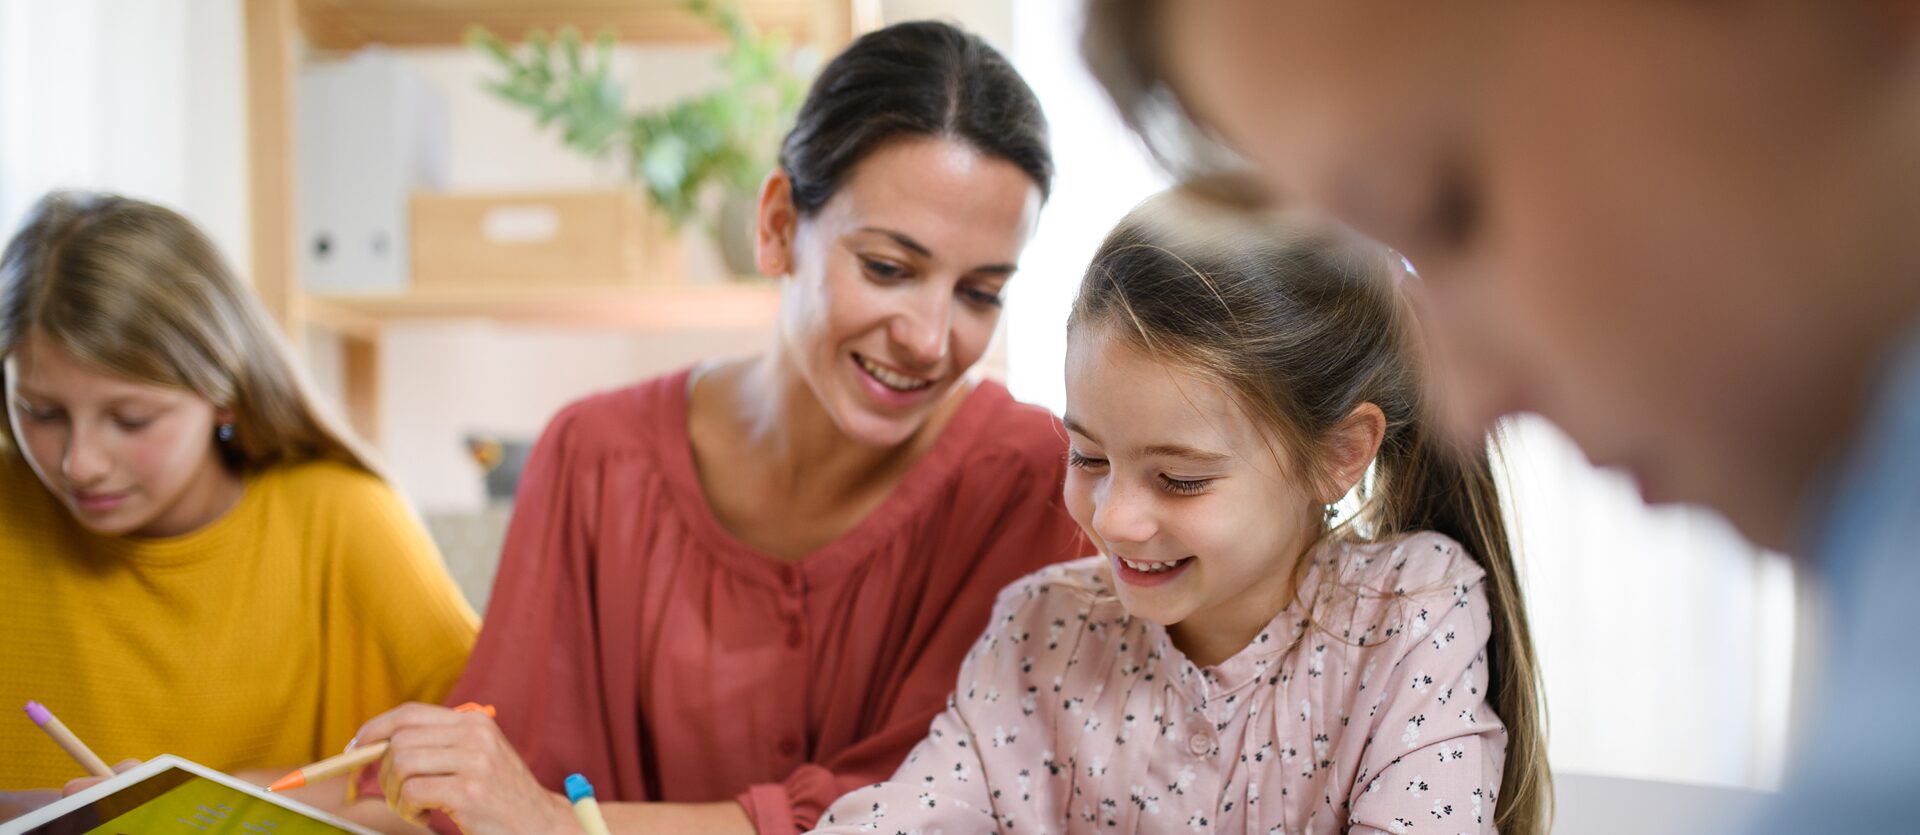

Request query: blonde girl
[
  {"left": 0, "top": 191, "right": 476, "bottom": 811},
  {"left": 811, "top": 185, "right": 1549, "bottom": 834}
]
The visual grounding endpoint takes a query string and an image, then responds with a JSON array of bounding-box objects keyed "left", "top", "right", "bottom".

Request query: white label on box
[{"left": 482, "top": 205, "right": 562, "bottom": 244}]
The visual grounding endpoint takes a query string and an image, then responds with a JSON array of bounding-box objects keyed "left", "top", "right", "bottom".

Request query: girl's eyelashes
[
  {"left": 1157, "top": 474, "right": 1214, "bottom": 496},
  {"left": 1069, "top": 449, "right": 1214, "bottom": 495},
  {"left": 1067, "top": 449, "right": 1107, "bottom": 470},
  {"left": 13, "top": 401, "right": 61, "bottom": 422}
]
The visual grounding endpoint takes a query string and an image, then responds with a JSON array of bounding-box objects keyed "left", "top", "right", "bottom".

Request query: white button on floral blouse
[{"left": 809, "top": 531, "right": 1508, "bottom": 834}]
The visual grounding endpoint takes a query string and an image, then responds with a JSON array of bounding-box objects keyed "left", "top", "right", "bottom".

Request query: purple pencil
[{"left": 24, "top": 700, "right": 112, "bottom": 777}]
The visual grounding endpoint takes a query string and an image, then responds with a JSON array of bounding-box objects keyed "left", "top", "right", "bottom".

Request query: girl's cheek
[
  {"left": 1063, "top": 472, "right": 1099, "bottom": 545},
  {"left": 129, "top": 420, "right": 201, "bottom": 484},
  {"left": 21, "top": 429, "right": 66, "bottom": 486}
]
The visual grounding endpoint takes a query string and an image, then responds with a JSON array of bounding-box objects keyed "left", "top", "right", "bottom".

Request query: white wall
[
  {"left": 0, "top": 0, "right": 247, "bottom": 269},
  {"left": 883, "top": 0, "right": 1011, "bottom": 46}
]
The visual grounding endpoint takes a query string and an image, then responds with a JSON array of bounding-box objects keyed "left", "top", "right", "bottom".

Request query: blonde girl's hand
[
  {"left": 0, "top": 789, "right": 62, "bottom": 821},
  {"left": 61, "top": 758, "right": 144, "bottom": 797},
  {"left": 351, "top": 703, "right": 572, "bottom": 835}
]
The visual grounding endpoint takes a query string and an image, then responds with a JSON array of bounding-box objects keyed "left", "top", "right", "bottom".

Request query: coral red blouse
[{"left": 392, "top": 369, "right": 1084, "bottom": 834}]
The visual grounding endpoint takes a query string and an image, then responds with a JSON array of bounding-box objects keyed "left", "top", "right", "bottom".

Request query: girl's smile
[{"left": 1111, "top": 552, "right": 1196, "bottom": 586}]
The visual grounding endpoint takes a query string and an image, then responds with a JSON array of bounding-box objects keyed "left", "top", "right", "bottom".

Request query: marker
[
  {"left": 267, "top": 702, "right": 494, "bottom": 792},
  {"left": 565, "top": 774, "right": 612, "bottom": 835},
  {"left": 24, "top": 701, "right": 113, "bottom": 778}
]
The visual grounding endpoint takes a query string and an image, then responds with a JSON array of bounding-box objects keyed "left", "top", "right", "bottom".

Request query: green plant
[{"left": 467, "top": 0, "right": 810, "bottom": 227}]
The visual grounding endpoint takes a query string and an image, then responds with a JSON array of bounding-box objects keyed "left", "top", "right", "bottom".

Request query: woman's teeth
[
  {"left": 858, "top": 355, "right": 932, "bottom": 392},
  {"left": 1121, "top": 556, "right": 1188, "bottom": 574}
]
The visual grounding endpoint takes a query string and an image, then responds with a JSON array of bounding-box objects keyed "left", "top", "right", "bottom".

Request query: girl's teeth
[{"left": 1123, "top": 557, "right": 1185, "bottom": 574}]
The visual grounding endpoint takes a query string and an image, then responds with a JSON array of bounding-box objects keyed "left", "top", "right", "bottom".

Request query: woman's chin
[
  {"left": 841, "top": 415, "right": 924, "bottom": 449},
  {"left": 829, "top": 391, "right": 940, "bottom": 448}
]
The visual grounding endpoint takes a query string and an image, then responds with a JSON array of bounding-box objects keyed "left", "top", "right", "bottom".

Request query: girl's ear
[
  {"left": 1319, "top": 402, "right": 1386, "bottom": 503},
  {"left": 755, "top": 168, "right": 799, "bottom": 278}
]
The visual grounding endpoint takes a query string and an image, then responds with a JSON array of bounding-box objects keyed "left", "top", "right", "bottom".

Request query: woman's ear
[
  {"left": 755, "top": 169, "right": 799, "bottom": 278},
  {"left": 1319, "top": 402, "right": 1386, "bottom": 503}
]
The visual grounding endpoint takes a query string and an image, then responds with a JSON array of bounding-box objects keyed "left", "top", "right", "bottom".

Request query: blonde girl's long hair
[
  {"left": 1068, "top": 184, "right": 1551, "bottom": 835},
  {"left": 0, "top": 190, "right": 375, "bottom": 475}
]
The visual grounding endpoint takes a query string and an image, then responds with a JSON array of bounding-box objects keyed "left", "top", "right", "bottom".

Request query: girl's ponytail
[{"left": 1376, "top": 416, "right": 1552, "bottom": 835}]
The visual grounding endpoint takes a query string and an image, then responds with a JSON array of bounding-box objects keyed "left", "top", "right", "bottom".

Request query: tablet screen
[{"left": 19, "top": 766, "right": 357, "bottom": 834}]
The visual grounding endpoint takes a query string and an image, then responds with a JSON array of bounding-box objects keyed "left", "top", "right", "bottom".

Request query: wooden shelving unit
[
  {"left": 302, "top": 284, "right": 785, "bottom": 338},
  {"left": 243, "top": 0, "right": 861, "bottom": 444},
  {"left": 295, "top": 0, "right": 845, "bottom": 49}
]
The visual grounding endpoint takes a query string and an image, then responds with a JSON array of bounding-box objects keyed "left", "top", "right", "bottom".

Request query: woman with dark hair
[{"left": 342, "top": 20, "right": 1080, "bottom": 835}]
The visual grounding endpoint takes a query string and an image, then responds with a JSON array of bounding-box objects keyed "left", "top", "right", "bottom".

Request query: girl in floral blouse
[{"left": 811, "top": 185, "right": 1551, "bottom": 834}]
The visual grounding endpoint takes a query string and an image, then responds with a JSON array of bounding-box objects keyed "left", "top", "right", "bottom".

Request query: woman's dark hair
[
  {"left": 1070, "top": 183, "right": 1552, "bottom": 835},
  {"left": 779, "top": 20, "right": 1052, "bottom": 214}
]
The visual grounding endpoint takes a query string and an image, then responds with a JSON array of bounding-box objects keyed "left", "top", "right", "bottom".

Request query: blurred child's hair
[
  {"left": 1069, "top": 182, "right": 1550, "bottom": 835},
  {"left": 0, "top": 190, "right": 375, "bottom": 475}
]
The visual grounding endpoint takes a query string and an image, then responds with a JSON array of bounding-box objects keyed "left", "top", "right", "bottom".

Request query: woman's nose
[{"left": 890, "top": 289, "right": 953, "bottom": 368}]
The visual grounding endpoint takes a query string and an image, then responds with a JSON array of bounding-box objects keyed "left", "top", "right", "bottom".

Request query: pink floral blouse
[{"left": 809, "top": 532, "right": 1508, "bottom": 834}]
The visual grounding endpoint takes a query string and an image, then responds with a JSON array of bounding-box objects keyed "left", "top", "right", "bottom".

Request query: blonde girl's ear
[
  {"left": 1319, "top": 402, "right": 1386, "bottom": 504},
  {"left": 755, "top": 168, "right": 799, "bottom": 278}
]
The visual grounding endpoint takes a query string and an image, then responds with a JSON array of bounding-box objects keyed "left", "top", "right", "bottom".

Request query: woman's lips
[{"left": 852, "top": 353, "right": 938, "bottom": 409}]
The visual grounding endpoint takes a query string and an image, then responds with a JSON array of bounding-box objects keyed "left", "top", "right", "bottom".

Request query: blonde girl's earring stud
[
  {"left": 216, "top": 423, "right": 235, "bottom": 443},
  {"left": 1324, "top": 504, "right": 1339, "bottom": 521}
]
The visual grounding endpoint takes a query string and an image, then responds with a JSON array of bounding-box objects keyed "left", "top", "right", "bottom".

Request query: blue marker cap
[{"left": 565, "top": 773, "right": 595, "bottom": 803}]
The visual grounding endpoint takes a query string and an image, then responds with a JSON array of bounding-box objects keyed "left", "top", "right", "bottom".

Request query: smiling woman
[{"left": 341, "top": 20, "right": 1085, "bottom": 835}]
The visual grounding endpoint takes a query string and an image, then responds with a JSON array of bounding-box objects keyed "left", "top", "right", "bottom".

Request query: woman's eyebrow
[
  {"left": 860, "top": 226, "right": 932, "bottom": 257},
  {"left": 859, "top": 226, "right": 1019, "bottom": 275}
]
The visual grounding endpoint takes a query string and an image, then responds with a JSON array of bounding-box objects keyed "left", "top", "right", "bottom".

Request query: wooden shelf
[
  {"left": 296, "top": 0, "right": 848, "bottom": 50},
  {"left": 247, "top": 0, "right": 861, "bottom": 444},
  {"left": 302, "top": 283, "right": 782, "bottom": 333}
]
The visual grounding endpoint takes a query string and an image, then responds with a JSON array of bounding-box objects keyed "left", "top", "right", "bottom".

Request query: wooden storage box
[{"left": 410, "top": 190, "right": 681, "bottom": 289}]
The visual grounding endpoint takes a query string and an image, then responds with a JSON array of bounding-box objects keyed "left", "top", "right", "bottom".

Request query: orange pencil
[{"left": 267, "top": 702, "right": 494, "bottom": 792}]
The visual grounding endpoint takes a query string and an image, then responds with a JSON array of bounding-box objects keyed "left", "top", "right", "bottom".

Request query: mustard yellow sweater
[{"left": 0, "top": 455, "right": 477, "bottom": 788}]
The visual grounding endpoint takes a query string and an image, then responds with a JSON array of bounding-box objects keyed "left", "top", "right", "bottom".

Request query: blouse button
[
  {"left": 778, "top": 736, "right": 801, "bottom": 758},
  {"left": 1188, "top": 731, "right": 1214, "bottom": 756}
]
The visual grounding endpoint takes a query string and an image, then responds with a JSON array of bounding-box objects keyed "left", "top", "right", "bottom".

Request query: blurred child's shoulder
[
  {"left": 1326, "top": 530, "right": 1486, "bottom": 602},
  {"left": 991, "top": 555, "right": 1119, "bottom": 622}
]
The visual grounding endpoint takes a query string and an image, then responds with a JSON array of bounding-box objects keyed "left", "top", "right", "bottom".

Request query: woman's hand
[{"left": 352, "top": 703, "right": 572, "bottom": 835}]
